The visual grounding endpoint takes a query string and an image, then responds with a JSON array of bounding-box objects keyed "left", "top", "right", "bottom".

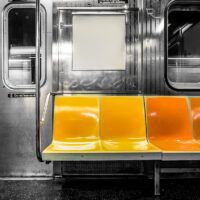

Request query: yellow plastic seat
[
  {"left": 42, "top": 95, "right": 161, "bottom": 161},
  {"left": 42, "top": 96, "right": 100, "bottom": 159},
  {"left": 100, "top": 97, "right": 159, "bottom": 152},
  {"left": 146, "top": 97, "right": 200, "bottom": 153}
]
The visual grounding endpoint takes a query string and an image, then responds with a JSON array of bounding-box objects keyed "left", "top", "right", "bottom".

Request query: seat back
[
  {"left": 190, "top": 98, "right": 200, "bottom": 140},
  {"left": 53, "top": 96, "right": 99, "bottom": 142},
  {"left": 146, "top": 97, "right": 193, "bottom": 142},
  {"left": 100, "top": 96, "right": 146, "bottom": 141}
]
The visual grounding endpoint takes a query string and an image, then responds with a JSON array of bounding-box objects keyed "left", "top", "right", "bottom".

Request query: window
[
  {"left": 3, "top": 4, "right": 46, "bottom": 90},
  {"left": 167, "top": 2, "right": 200, "bottom": 89}
]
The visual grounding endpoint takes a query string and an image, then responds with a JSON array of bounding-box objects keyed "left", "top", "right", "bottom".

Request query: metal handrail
[
  {"left": 36, "top": 0, "right": 42, "bottom": 162},
  {"left": 168, "top": 57, "right": 200, "bottom": 60}
]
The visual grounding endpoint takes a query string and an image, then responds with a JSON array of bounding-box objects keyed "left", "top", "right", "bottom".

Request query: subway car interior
[{"left": 2, "top": 0, "right": 200, "bottom": 199}]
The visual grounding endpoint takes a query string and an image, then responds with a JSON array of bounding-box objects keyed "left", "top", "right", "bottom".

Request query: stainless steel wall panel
[
  {"left": 53, "top": 0, "right": 140, "bottom": 93},
  {"left": 142, "top": 0, "right": 200, "bottom": 95},
  {"left": 143, "top": 0, "right": 169, "bottom": 95}
]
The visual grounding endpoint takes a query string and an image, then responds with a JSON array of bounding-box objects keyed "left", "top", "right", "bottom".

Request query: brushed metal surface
[
  {"left": 53, "top": 0, "right": 141, "bottom": 93},
  {"left": 0, "top": 0, "right": 53, "bottom": 177},
  {"left": 142, "top": 0, "right": 200, "bottom": 95}
]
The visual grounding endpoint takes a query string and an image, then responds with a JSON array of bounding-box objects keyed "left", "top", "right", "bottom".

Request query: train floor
[{"left": 0, "top": 178, "right": 200, "bottom": 200}]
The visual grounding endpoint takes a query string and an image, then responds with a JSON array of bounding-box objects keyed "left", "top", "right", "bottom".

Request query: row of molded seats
[
  {"left": 148, "top": 97, "right": 200, "bottom": 160},
  {"left": 42, "top": 96, "right": 200, "bottom": 161}
]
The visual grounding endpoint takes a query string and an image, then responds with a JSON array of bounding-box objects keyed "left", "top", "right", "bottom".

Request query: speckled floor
[{"left": 0, "top": 178, "right": 200, "bottom": 200}]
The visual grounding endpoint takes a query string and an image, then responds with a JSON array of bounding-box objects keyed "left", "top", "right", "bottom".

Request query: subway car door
[{"left": 0, "top": 0, "right": 52, "bottom": 177}]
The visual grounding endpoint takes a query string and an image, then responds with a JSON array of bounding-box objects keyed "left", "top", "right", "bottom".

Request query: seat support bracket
[{"left": 154, "top": 161, "right": 160, "bottom": 196}]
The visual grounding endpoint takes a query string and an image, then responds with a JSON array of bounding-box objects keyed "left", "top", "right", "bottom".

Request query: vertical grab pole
[{"left": 36, "top": 0, "right": 43, "bottom": 162}]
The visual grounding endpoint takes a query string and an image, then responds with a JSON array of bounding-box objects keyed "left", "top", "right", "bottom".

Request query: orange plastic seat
[
  {"left": 190, "top": 98, "right": 200, "bottom": 140},
  {"left": 146, "top": 97, "right": 200, "bottom": 153},
  {"left": 100, "top": 97, "right": 159, "bottom": 152},
  {"left": 42, "top": 96, "right": 100, "bottom": 159}
]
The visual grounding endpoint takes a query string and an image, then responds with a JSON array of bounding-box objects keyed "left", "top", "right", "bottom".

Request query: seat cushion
[
  {"left": 149, "top": 140, "right": 200, "bottom": 152},
  {"left": 101, "top": 140, "right": 159, "bottom": 152},
  {"left": 147, "top": 97, "right": 200, "bottom": 152},
  {"left": 43, "top": 141, "right": 101, "bottom": 153}
]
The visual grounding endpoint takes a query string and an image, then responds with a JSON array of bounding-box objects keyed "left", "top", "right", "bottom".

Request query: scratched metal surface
[
  {"left": 0, "top": 0, "right": 53, "bottom": 177},
  {"left": 53, "top": 0, "right": 141, "bottom": 93}
]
